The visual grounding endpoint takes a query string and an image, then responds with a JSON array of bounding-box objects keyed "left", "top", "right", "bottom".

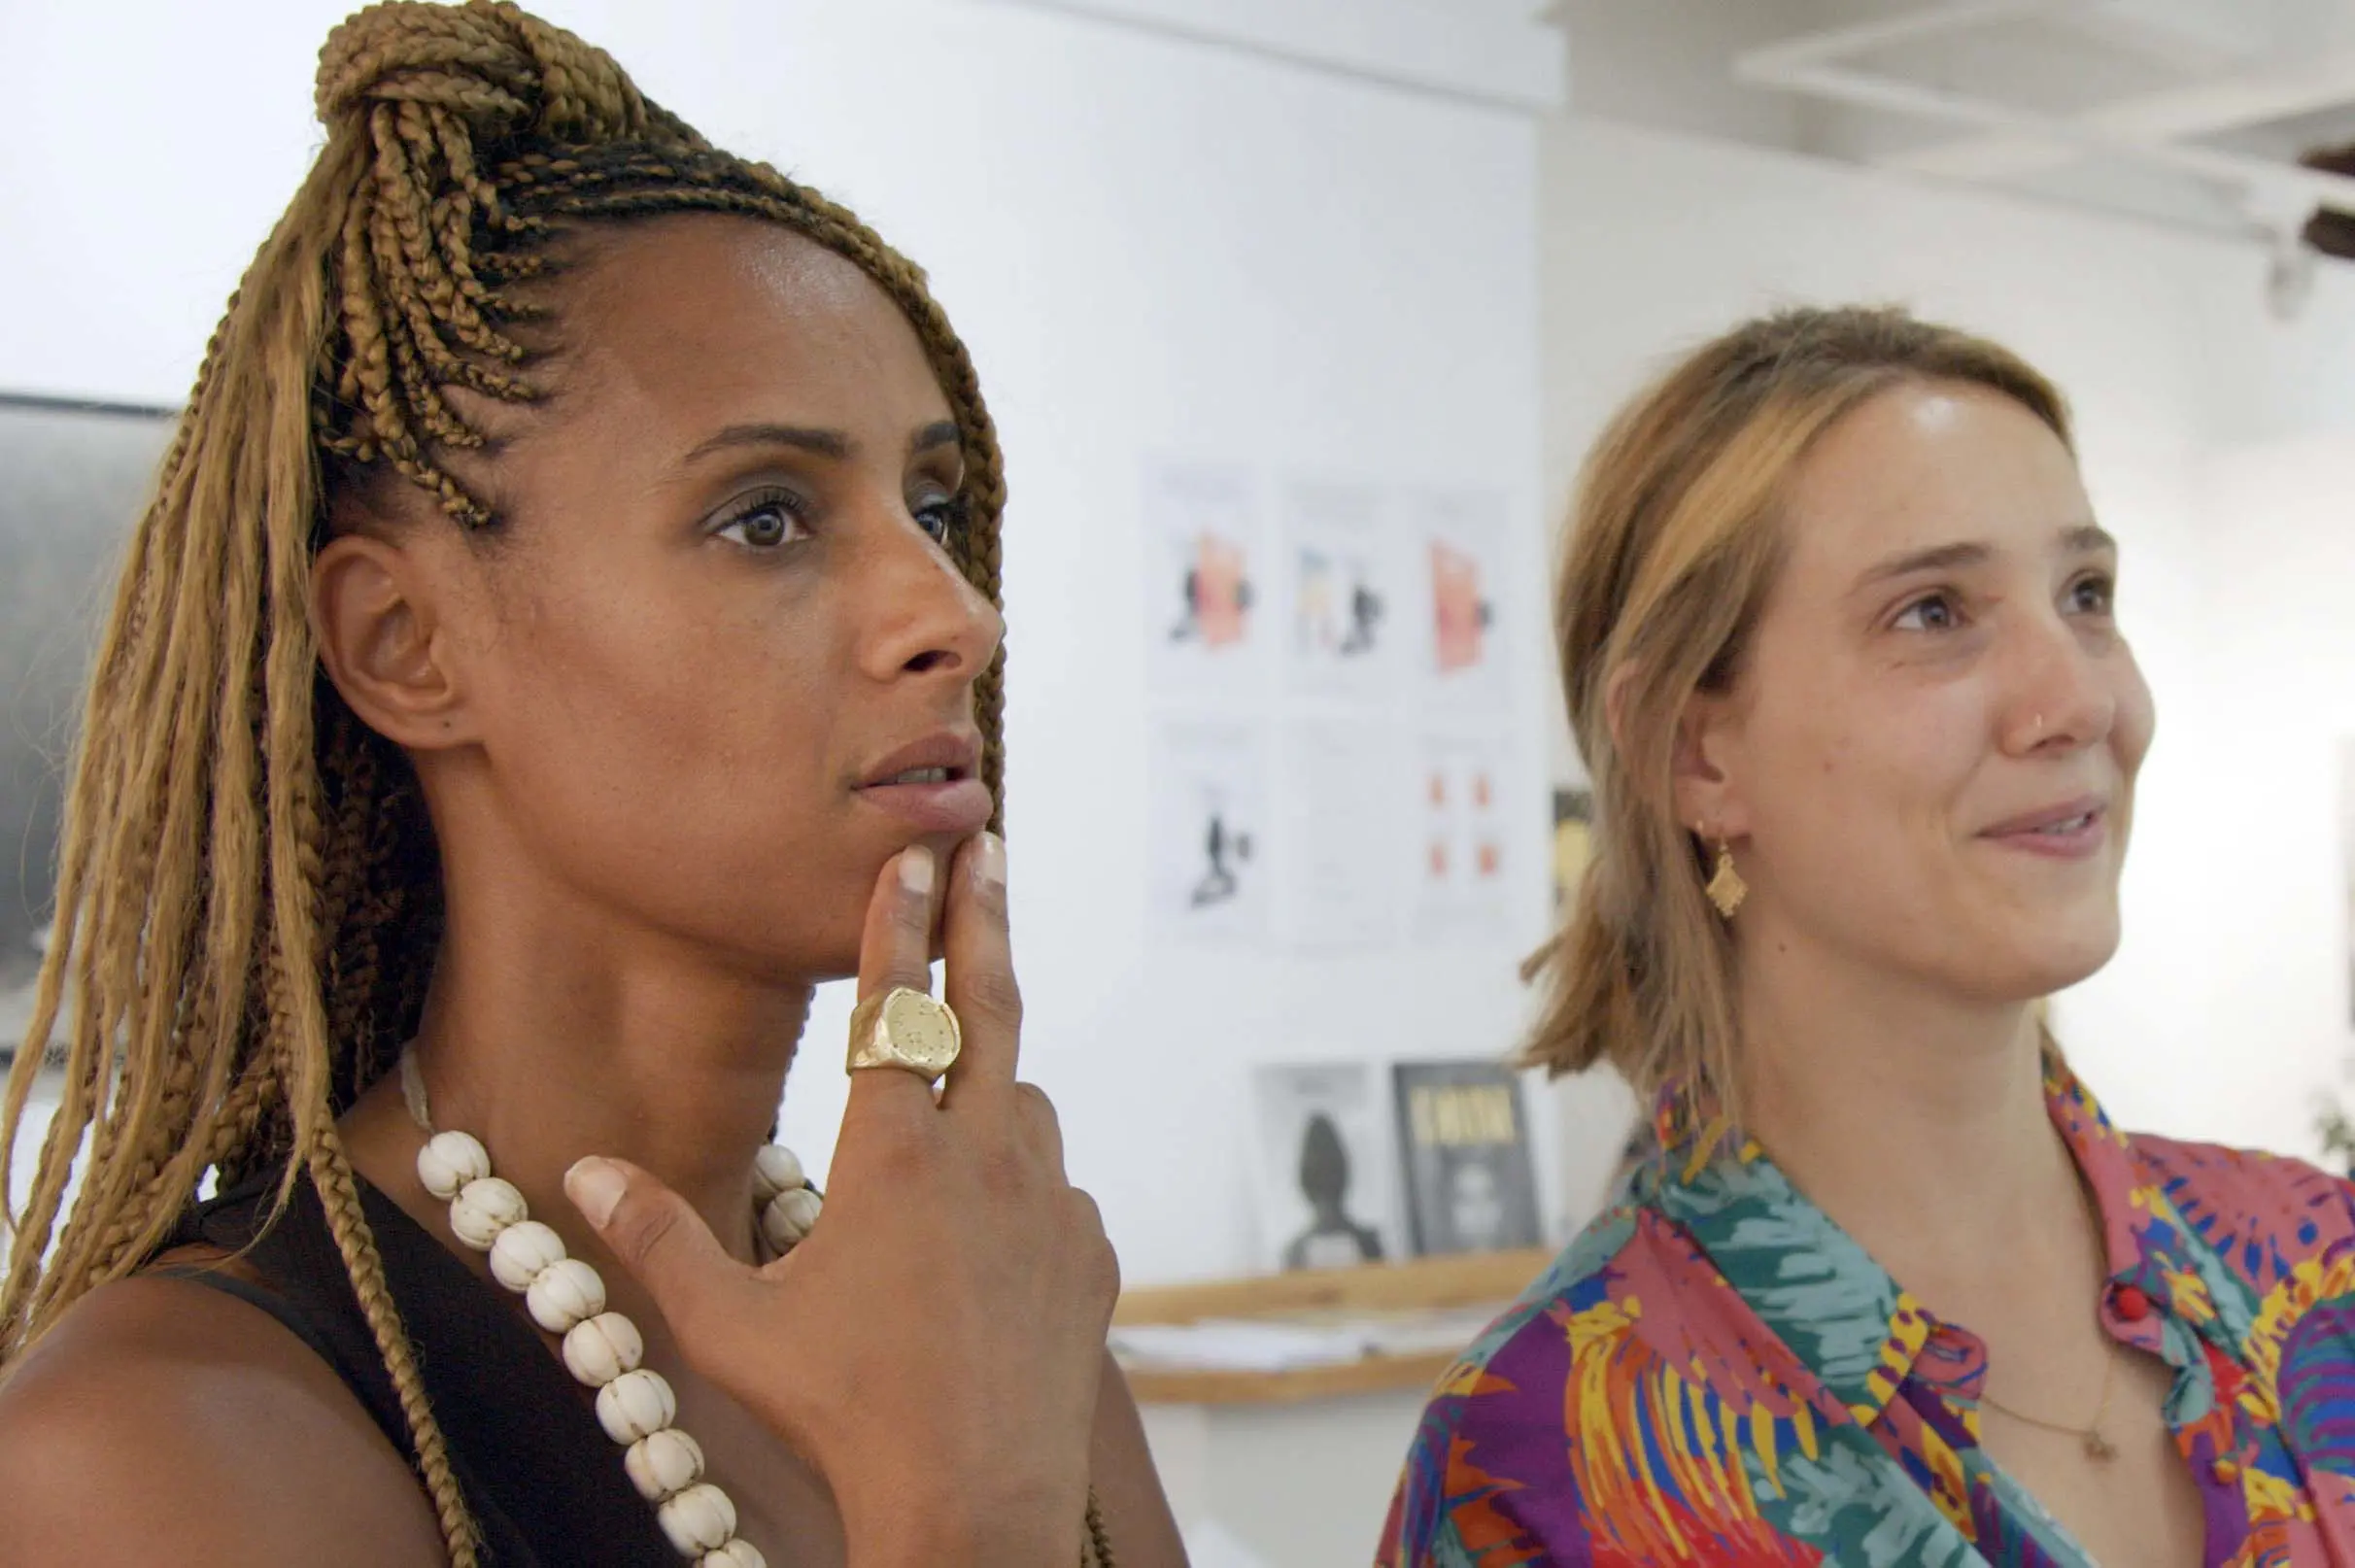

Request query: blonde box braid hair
[{"left": 0, "top": 4, "right": 1069, "bottom": 1563}]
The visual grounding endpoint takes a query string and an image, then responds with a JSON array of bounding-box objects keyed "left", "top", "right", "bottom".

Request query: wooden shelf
[
  {"left": 1113, "top": 1245, "right": 1553, "bottom": 1326},
  {"left": 1111, "top": 1246, "right": 1552, "bottom": 1408},
  {"left": 1122, "top": 1349, "right": 1465, "bottom": 1407}
]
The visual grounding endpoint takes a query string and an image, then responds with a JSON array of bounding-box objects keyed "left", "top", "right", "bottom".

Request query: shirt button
[
  {"left": 2212, "top": 1459, "right": 2240, "bottom": 1483},
  {"left": 2114, "top": 1285, "right": 2153, "bottom": 1322}
]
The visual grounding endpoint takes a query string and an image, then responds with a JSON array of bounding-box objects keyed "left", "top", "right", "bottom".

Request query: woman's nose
[{"left": 859, "top": 511, "right": 1004, "bottom": 684}]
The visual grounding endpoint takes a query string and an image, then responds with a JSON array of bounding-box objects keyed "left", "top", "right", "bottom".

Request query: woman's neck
[
  {"left": 375, "top": 870, "right": 817, "bottom": 1266},
  {"left": 1734, "top": 930, "right": 2087, "bottom": 1312}
]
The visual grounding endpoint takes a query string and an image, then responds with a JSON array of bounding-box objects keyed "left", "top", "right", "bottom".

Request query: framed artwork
[
  {"left": 1392, "top": 1058, "right": 1543, "bottom": 1257},
  {"left": 1143, "top": 460, "right": 1268, "bottom": 700},
  {"left": 1249, "top": 1062, "right": 1403, "bottom": 1272}
]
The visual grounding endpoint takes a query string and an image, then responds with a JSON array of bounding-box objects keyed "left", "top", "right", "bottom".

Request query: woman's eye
[
  {"left": 714, "top": 494, "right": 809, "bottom": 551},
  {"left": 914, "top": 494, "right": 968, "bottom": 550},
  {"left": 1892, "top": 592, "right": 1962, "bottom": 632},
  {"left": 2066, "top": 573, "right": 2115, "bottom": 616}
]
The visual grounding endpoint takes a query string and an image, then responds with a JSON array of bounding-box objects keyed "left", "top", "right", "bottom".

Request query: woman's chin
[
  {"left": 711, "top": 925, "right": 866, "bottom": 989},
  {"left": 1981, "top": 917, "right": 2119, "bottom": 1002}
]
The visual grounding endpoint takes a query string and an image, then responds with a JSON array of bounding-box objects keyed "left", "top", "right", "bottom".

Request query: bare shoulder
[{"left": 0, "top": 1270, "right": 445, "bottom": 1566}]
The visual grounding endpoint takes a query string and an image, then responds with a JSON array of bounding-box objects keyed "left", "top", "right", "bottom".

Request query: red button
[{"left": 2114, "top": 1285, "right": 2152, "bottom": 1322}]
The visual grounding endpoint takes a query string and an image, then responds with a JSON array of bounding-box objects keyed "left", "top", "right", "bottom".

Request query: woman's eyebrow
[
  {"left": 678, "top": 423, "right": 853, "bottom": 468},
  {"left": 1852, "top": 523, "right": 2117, "bottom": 593},
  {"left": 673, "top": 420, "right": 959, "bottom": 470},
  {"left": 1855, "top": 539, "right": 1989, "bottom": 591}
]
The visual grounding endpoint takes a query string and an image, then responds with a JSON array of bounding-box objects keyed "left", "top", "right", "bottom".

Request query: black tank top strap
[
  {"left": 152, "top": 1165, "right": 677, "bottom": 1565},
  {"left": 145, "top": 1261, "right": 353, "bottom": 1388}
]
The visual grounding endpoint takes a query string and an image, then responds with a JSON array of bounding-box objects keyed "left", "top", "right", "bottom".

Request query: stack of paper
[{"left": 1109, "top": 1318, "right": 1377, "bottom": 1374}]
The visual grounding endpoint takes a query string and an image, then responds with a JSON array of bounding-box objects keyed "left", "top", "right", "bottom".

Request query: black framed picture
[
  {"left": 1, "top": 393, "right": 175, "bottom": 1061},
  {"left": 1249, "top": 1061, "right": 1402, "bottom": 1272},
  {"left": 1392, "top": 1058, "right": 1543, "bottom": 1257}
]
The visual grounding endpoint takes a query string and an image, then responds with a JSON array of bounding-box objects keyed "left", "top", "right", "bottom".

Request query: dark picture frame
[
  {"left": 1392, "top": 1058, "right": 1543, "bottom": 1257},
  {"left": 1, "top": 392, "right": 175, "bottom": 1062}
]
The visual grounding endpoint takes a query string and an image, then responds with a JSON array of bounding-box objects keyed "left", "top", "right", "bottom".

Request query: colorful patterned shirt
[{"left": 1380, "top": 1061, "right": 2355, "bottom": 1566}]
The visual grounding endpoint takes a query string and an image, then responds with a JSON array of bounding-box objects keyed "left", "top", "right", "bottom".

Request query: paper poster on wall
[
  {"left": 1277, "top": 480, "right": 1398, "bottom": 699},
  {"left": 1415, "top": 733, "right": 1512, "bottom": 938},
  {"left": 1274, "top": 720, "right": 1406, "bottom": 950},
  {"left": 1144, "top": 461, "right": 1268, "bottom": 699},
  {"left": 1147, "top": 718, "right": 1271, "bottom": 942},
  {"left": 1407, "top": 489, "right": 1509, "bottom": 708},
  {"left": 1249, "top": 1062, "right": 1401, "bottom": 1272}
]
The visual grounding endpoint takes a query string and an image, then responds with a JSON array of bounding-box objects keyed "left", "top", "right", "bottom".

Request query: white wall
[
  {"left": 1535, "top": 115, "right": 2355, "bottom": 1172},
  {"left": 995, "top": 0, "right": 1566, "bottom": 108},
  {"left": 2179, "top": 434, "right": 2355, "bottom": 1159},
  {"left": 1550, "top": 0, "right": 1816, "bottom": 152}
]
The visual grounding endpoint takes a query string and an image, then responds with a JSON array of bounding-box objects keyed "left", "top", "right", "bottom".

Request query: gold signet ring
[{"left": 845, "top": 987, "right": 963, "bottom": 1083}]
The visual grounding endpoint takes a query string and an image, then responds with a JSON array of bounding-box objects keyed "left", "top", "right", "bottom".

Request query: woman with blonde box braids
[{"left": 0, "top": 4, "right": 1182, "bottom": 1564}]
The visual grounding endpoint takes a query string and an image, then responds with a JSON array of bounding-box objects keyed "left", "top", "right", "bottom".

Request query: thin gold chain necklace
[
  {"left": 1977, "top": 1176, "right": 2122, "bottom": 1463},
  {"left": 1979, "top": 1346, "right": 2118, "bottom": 1461}
]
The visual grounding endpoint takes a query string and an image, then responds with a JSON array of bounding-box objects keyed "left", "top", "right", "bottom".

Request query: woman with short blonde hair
[{"left": 1386, "top": 306, "right": 2355, "bottom": 1567}]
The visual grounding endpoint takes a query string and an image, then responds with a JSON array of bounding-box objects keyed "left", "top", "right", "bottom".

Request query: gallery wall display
[
  {"left": 0, "top": 394, "right": 174, "bottom": 1062},
  {"left": 1247, "top": 1056, "right": 1543, "bottom": 1270},
  {"left": 1140, "top": 458, "right": 1524, "bottom": 955}
]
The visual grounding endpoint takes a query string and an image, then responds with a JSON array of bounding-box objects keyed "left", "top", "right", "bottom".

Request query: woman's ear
[
  {"left": 1607, "top": 661, "right": 1748, "bottom": 840},
  {"left": 1668, "top": 687, "right": 1748, "bottom": 843},
  {"left": 311, "top": 532, "right": 473, "bottom": 751}
]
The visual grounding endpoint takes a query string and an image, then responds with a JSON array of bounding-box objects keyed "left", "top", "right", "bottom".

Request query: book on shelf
[
  {"left": 1248, "top": 1061, "right": 1402, "bottom": 1273},
  {"left": 1392, "top": 1058, "right": 1542, "bottom": 1258}
]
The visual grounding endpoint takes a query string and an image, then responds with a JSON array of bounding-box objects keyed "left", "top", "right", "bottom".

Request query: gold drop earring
[{"left": 1700, "top": 825, "right": 1747, "bottom": 920}]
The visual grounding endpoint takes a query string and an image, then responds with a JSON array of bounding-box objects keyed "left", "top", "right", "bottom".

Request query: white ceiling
[{"left": 1553, "top": 0, "right": 2355, "bottom": 247}]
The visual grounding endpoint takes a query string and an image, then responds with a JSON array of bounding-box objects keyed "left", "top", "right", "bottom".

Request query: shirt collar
[
  {"left": 1642, "top": 1051, "right": 2239, "bottom": 1429},
  {"left": 2043, "top": 1057, "right": 2254, "bottom": 1352}
]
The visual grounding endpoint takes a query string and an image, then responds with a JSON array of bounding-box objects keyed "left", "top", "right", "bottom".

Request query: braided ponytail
[{"left": 1, "top": 6, "right": 1011, "bottom": 1563}]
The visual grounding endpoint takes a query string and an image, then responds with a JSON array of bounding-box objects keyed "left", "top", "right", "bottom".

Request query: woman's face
[
  {"left": 330, "top": 215, "right": 1002, "bottom": 983},
  {"left": 1689, "top": 380, "right": 2153, "bottom": 1006}
]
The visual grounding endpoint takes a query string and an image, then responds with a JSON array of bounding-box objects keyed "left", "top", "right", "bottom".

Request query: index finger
[
  {"left": 843, "top": 846, "right": 942, "bottom": 1126},
  {"left": 939, "top": 831, "right": 1020, "bottom": 1106}
]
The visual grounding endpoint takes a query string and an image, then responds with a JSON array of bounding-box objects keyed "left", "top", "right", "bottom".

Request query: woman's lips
[
  {"left": 855, "top": 776, "right": 995, "bottom": 834},
  {"left": 1980, "top": 801, "right": 2107, "bottom": 860}
]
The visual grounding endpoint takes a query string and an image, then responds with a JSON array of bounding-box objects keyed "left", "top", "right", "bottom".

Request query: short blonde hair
[{"left": 1522, "top": 306, "right": 2071, "bottom": 1128}]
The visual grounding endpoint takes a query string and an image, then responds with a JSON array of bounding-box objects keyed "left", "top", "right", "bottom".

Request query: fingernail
[
  {"left": 973, "top": 831, "right": 1007, "bottom": 891},
  {"left": 565, "top": 1157, "right": 626, "bottom": 1229},
  {"left": 899, "top": 844, "right": 935, "bottom": 898}
]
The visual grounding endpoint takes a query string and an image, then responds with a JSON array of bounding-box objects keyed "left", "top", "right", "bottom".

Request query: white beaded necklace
[{"left": 398, "top": 1046, "right": 821, "bottom": 1567}]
